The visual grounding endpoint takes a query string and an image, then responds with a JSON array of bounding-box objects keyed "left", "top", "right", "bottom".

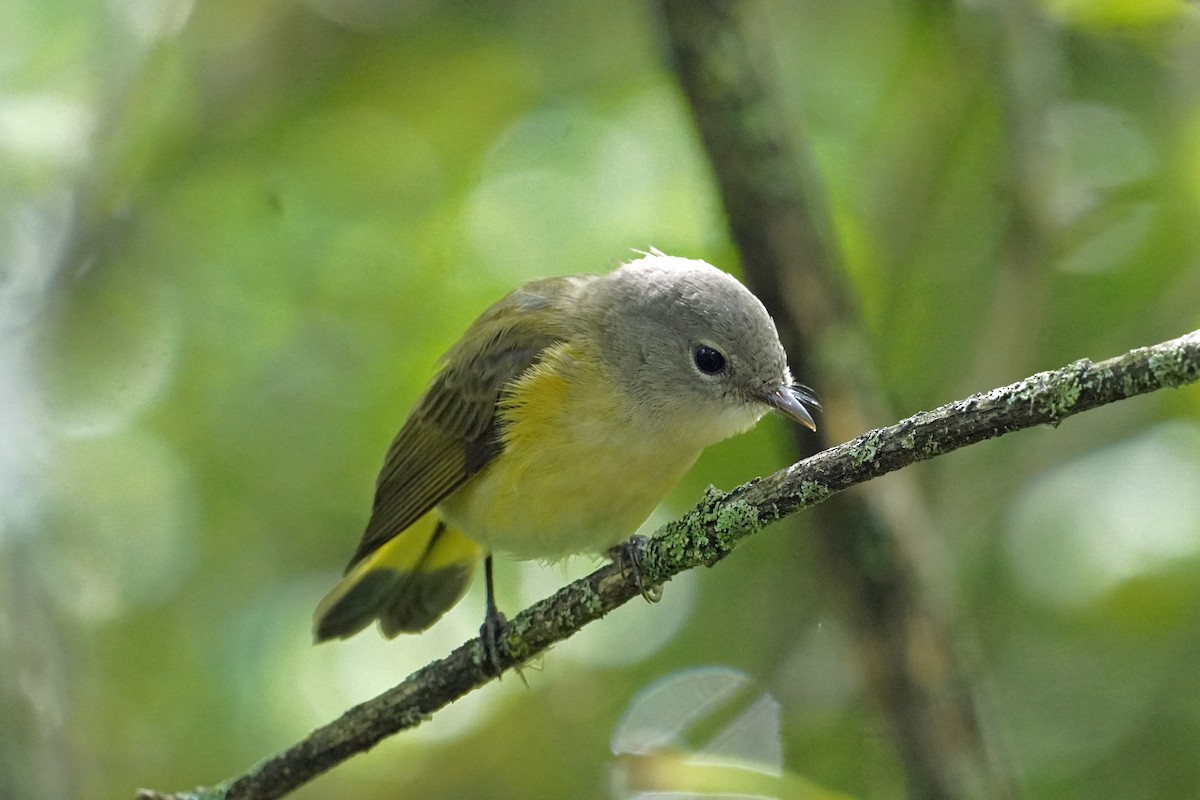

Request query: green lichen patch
[
  {"left": 651, "top": 513, "right": 708, "bottom": 574},
  {"left": 1148, "top": 346, "right": 1198, "bottom": 388},
  {"left": 578, "top": 583, "right": 605, "bottom": 615},
  {"left": 1120, "top": 371, "right": 1142, "bottom": 397},
  {"left": 850, "top": 429, "right": 884, "bottom": 466},
  {"left": 501, "top": 620, "right": 535, "bottom": 662},
  {"left": 1013, "top": 364, "right": 1083, "bottom": 423},
  {"left": 798, "top": 480, "right": 830, "bottom": 505},
  {"left": 712, "top": 498, "right": 760, "bottom": 551}
]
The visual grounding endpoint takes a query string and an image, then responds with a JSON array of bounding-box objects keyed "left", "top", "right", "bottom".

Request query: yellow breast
[{"left": 438, "top": 341, "right": 704, "bottom": 560}]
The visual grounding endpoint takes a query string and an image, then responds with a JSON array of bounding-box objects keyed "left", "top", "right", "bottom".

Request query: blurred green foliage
[{"left": 2, "top": 1, "right": 1200, "bottom": 799}]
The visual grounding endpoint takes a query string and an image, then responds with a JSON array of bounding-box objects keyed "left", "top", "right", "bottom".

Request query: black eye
[{"left": 693, "top": 345, "right": 727, "bottom": 375}]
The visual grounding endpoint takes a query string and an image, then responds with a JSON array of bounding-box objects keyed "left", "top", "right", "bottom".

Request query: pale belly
[{"left": 438, "top": 424, "right": 703, "bottom": 561}]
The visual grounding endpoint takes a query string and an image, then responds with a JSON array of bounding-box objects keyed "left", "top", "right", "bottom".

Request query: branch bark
[{"left": 137, "top": 329, "right": 1200, "bottom": 800}]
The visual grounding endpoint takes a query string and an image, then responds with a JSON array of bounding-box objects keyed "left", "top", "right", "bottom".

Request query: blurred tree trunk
[{"left": 654, "top": 2, "right": 1020, "bottom": 797}]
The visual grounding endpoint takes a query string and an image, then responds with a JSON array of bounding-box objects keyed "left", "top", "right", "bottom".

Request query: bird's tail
[{"left": 312, "top": 511, "right": 482, "bottom": 642}]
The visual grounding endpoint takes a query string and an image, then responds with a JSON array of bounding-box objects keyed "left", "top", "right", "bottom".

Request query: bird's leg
[
  {"left": 479, "top": 555, "right": 507, "bottom": 675},
  {"left": 610, "top": 536, "right": 663, "bottom": 603}
]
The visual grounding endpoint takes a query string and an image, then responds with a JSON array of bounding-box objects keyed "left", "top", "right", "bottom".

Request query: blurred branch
[
  {"left": 137, "top": 329, "right": 1200, "bottom": 800},
  {"left": 971, "top": 0, "right": 1063, "bottom": 384},
  {"left": 652, "top": 1, "right": 1020, "bottom": 798}
]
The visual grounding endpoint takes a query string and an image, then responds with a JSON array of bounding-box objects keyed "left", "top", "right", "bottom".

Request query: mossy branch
[{"left": 136, "top": 329, "right": 1200, "bottom": 800}]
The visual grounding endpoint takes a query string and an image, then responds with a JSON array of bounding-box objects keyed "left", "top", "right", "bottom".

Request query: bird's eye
[{"left": 693, "top": 345, "right": 727, "bottom": 375}]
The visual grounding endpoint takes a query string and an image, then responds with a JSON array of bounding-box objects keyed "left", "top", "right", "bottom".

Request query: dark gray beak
[{"left": 761, "top": 383, "right": 820, "bottom": 431}]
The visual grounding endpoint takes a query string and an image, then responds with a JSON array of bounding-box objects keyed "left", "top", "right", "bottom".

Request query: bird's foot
[
  {"left": 479, "top": 607, "right": 508, "bottom": 677},
  {"left": 610, "top": 536, "right": 663, "bottom": 603}
]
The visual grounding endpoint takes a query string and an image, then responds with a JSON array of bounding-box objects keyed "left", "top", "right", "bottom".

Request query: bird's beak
[{"left": 760, "top": 383, "right": 820, "bottom": 431}]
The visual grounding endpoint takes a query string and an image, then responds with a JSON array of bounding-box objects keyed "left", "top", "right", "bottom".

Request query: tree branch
[{"left": 137, "top": 329, "right": 1200, "bottom": 800}]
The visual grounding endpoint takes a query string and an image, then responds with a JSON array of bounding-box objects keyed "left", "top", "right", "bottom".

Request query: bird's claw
[{"left": 611, "top": 536, "right": 663, "bottom": 603}]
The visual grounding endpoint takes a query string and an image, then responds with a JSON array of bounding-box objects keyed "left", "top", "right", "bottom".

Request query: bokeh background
[{"left": 3, "top": 0, "right": 1200, "bottom": 798}]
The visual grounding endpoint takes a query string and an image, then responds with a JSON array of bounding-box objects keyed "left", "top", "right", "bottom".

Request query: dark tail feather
[{"left": 313, "top": 516, "right": 482, "bottom": 642}]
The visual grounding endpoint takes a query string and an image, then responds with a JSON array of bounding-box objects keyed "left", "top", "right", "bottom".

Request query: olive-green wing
[{"left": 344, "top": 275, "right": 590, "bottom": 570}]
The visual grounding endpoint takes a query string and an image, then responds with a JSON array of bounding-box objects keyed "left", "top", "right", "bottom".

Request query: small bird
[{"left": 312, "top": 252, "right": 818, "bottom": 664}]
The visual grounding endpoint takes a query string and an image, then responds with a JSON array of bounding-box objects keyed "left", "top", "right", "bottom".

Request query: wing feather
[{"left": 344, "top": 275, "right": 592, "bottom": 570}]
